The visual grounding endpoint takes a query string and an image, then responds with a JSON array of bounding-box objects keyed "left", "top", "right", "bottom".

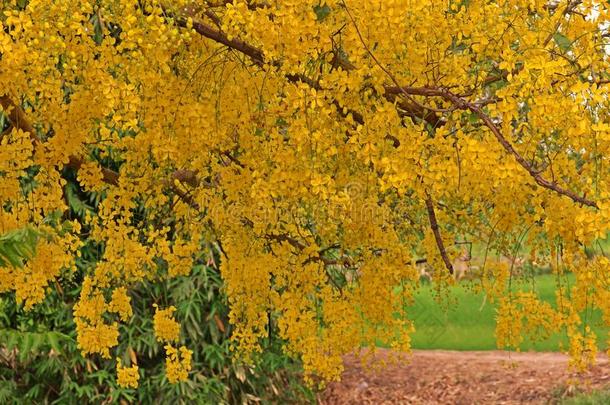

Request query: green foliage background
[
  {"left": 0, "top": 267, "right": 312, "bottom": 404},
  {"left": 0, "top": 175, "right": 312, "bottom": 404}
]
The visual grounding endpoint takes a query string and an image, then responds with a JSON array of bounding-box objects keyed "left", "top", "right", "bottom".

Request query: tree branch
[
  {"left": 178, "top": 10, "right": 598, "bottom": 210},
  {"left": 395, "top": 87, "right": 598, "bottom": 208},
  {"left": 0, "top": 94, "right": 205, "bottom": 210},
  {"left": 181, "top": 16, "right": 442, "bottom": 128},
  {"left": 0, "top": 95, "right": 36, "bottom": 136},
  {"left": 189, "top": 19, "right": 265, "bottom": 66},
  {"left": 383, "top": 84, "right": 598, "bottom": 208},
  {"left": 1, "top": 95, "right": 120, "bottom": 185},
  {"left": 424, "top": 195, "right": 454, "bottom": 275}
]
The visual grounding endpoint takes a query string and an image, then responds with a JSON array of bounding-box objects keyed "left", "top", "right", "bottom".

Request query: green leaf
[
  {"left": 20, "top": 333, "right": 34, "bottom": 362},
  {"left": 553, "top": 32, "right": 572, "bottom": 52},
  {"left": 16, "top": 0, "right": 29, "bottom": 10},
  {"left": 65, "top": 183, "right": 93, "bottom": 218},
  {"left": 1, "top": 243, "right": 25, "bottom": 268},
  {"left": 1, "top": 329, "right": 19, "bottom": 351},
  {"left": 0, "top": 226, "right": 41, "bottom": 268},
  {"left": 466, "top": 112, "right": 478, "bottom": 124},
  {"left": 0, "top": 112, "right": 6, "bottom": 132},
  {"left": 47, "top": 332, "right": 61, "bottom": 354},
  {"left": 92, "top": 13, "right": 104, "bottom": 45},
  {"left": 313, "top": 4, "right": 331, "bottom": 21}
]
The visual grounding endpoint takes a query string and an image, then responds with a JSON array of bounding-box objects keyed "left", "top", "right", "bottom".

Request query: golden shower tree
[{"left": 1, "top": 0, "right": 609, "bottom": 385}]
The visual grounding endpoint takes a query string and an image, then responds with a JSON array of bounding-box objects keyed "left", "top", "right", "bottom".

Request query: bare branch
[{"left": 189, "top": 19, "right": 265, "bottom": 66}]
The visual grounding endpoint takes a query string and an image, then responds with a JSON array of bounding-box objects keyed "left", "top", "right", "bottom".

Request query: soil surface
[{"left": 319, "top": 350, "right": 610, "bottom": 404}]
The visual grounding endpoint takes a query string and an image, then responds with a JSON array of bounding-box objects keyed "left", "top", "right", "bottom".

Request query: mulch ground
[{"left": 319, "top": 350, "right": 610, "bottom": 404}]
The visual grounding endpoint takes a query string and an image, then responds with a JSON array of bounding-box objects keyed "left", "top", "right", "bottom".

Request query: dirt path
[{"left": 319, "top": 350, "right": 610, "bottom": 404}]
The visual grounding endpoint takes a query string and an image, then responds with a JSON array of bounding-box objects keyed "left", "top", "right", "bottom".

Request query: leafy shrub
[{"left": 0, "top": 234, "right": 312, "bottom": 404}]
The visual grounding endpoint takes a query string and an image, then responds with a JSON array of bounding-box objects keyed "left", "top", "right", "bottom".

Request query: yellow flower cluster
[
  {"left": 116, "top": 359, "right": 140, "bottom": 389},
  {"left": 495, "top": 292, "right": 562, "bottom": 351},
  {"left": 153, "top": 305, "right": 193, "bottom": 384},
  {"left": 73, "top": 278, "right": 120, "bottom": 358},
  {"left": 164, "top": 344, "right": 192, "bottom": 384},
  {"left": 76, "top": 161, "right": 106, "bottom": 193},
  {"left": 166, "top": 237, "right": 200, "bottom": 278},
  {"left": 108, "top": 287, "right": 133, "bottom": 322},
  {"left": 75, "top": 321, "right": 119, "bottom": 359},
  {"left": 13, "top": 240, "right": 69, "bottom": 310},
  {"left": 153, "top": 304, "right": 180, "bottom": 342},
  {"left": 0, "top": 128, "right": 33, "bottom": 182}
]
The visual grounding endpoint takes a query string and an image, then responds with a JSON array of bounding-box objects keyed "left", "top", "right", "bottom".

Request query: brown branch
[
  {"left": 1, "top": 95, "right": 121, "bottom": 185},
  {"left": 467, "top": 106, "right": 596, "bottom": 208},
  {"left": 385, "top": 67, "right": 521, "bottom": 99},
  {"left": 339, "top": 2, "right": 447, "bottom": 128},
  {"left": 205, "top": 0, "right": 269, "bottom": 10},
  {"left": 67, "top": 156, "right": 119, "bottom": 185},
  {"left": 203, "top": 10, "right": 222, "bottom": 27},
  {"left": 425, "top": 88, "right": 597, "bottom": 208},
  {"left": 0, "top": 95, "right": 36, "bottom": 136},
  {"left": 189, "top": 19, "right": 265, "bottom": 66},
  {"left": 180, "top": 13, "right": 598, "bottom": 209},
  {"left": 264, "top": 232, "right": 307, "bottom": 250},
  {"left": 172, "top": 169, "right": 200, "bottom": 187},
  {"left": 424, "top": 195, "right": 454, "bottom": 275},
  {"left": 165, "top": 179, "right": 200, "bottom": 210},
  {"left": 385, "top": 85, "right": 599, "bottom": 208},
  {"left": 543, "top": 0, "right": 583, "bottom": 47},
  {"left": 342, "top": 0, "right": 451, "bottom": 120},
  {"left": 181, "top": 17, "right": 442, "bottom": 128}
]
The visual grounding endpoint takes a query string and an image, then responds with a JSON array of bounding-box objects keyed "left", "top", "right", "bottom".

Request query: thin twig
[{"left": 341, "top": 1, "right": 450, "bottom": 114}]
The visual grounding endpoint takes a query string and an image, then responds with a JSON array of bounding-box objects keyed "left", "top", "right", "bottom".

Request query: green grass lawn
[
  {"left": 561, "top": 389, "right": 610, "bottom": 405},
  {"left": 405, "top": 274, "right": 608, "bottom": 351}
]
